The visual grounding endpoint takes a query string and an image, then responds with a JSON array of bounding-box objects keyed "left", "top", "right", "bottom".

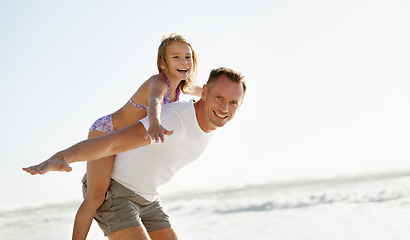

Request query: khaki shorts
[{"left": 82, "top": 177, "right": 171, "bottom": 236}]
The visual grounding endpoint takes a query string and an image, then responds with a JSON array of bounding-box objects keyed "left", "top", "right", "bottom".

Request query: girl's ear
[{"left": 159, "top": 58, "right": 166, "bottom": 70}]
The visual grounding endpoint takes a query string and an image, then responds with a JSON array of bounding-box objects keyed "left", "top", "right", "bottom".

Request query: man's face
[{"left": 202, "top": 75, "right": 244, "bottom": 130}]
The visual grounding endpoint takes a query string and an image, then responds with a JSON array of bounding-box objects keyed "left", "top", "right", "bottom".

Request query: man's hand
[{"left": 22, "top": 157, "right": 72, "bottom": 175}]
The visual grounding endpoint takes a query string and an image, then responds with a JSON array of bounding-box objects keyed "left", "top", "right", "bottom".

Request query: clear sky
[{"left": 1, "top": 0, "right": 410, "bottom": 207}]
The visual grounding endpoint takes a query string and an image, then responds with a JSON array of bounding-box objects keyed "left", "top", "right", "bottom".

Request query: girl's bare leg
[{"left": 72, "top": 131, "right": 115, "bottom": 240}]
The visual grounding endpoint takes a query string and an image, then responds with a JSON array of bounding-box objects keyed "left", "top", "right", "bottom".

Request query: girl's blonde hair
[{"left": 157, "top": 33, "right": 198, "bottom": 94}]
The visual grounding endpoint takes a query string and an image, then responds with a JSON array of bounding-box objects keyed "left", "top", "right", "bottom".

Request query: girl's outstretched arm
[{"left": 144, "top": 77, "right": 174, "bottom": 143}]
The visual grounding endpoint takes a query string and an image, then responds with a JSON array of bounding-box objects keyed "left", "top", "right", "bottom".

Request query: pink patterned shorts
[{"left": 89, "top": 114, "right": 115, "bottom": 133}]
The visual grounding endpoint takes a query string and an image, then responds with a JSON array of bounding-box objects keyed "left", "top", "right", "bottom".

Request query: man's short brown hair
[{"left": 206, "top": 67, "right": 246, "bottom": 98}]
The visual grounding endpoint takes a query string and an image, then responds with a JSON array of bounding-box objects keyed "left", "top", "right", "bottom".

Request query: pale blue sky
[{"left": 1, "top": 0, "right": 410, "bottom": 207}]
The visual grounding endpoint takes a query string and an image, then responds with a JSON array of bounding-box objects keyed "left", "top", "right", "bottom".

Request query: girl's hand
[{"left": 144, "top": 124, "right": 174, "bottom": 143}]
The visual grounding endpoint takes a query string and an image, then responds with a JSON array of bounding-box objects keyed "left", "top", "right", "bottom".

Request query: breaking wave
[{"left": 162, "top": 170, "right": 410, "bottom": 214}]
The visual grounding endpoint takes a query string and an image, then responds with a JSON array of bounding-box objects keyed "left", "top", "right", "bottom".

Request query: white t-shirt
[{"left": 111, "top": 100, "right": 213, "bottom": 201}]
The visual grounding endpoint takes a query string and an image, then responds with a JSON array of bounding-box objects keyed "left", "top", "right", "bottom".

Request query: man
[{"left": 23, "top": 67, "right": 246, "bottom": 240}]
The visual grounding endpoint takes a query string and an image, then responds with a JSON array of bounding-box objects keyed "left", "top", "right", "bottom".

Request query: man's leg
[
  {"left": 108, "top": 226, "right": 150, "bottom": 240},
  {"left": 148, "top": 227, "right": 178, "bottom": 240}
]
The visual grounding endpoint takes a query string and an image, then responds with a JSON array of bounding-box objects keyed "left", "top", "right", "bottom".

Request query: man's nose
[{"left": 219, "top": 101, "right": 229, "bottom": 112}]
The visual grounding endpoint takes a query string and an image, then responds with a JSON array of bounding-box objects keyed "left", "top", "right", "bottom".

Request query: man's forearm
[
  {"left": 22, "top": 121, "right": 151, "bottom": 175},
  {"left": 63, "top": 122, "right": 151, "bottom": 164},
  {"left": 58, "top": 135, "right": 116, "bottom": 164}
]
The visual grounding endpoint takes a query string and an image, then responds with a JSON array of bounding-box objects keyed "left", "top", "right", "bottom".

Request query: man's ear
[{"left": 201, "top": 84, "right": 207, "bottom": 99}]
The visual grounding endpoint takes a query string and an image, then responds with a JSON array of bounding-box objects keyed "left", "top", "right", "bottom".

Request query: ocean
[{"left": 2, "top": 170, "right": 410, "bottom": 240}]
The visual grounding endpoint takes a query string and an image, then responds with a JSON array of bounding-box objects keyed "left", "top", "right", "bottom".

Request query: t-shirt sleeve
[{"left": 139, "top": 116, "right": 149, "bottom": 131}]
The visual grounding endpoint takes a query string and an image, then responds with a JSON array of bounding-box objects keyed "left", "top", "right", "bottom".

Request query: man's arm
[{"left": 23, "top": 122, "right": 151, "bottom": 175}]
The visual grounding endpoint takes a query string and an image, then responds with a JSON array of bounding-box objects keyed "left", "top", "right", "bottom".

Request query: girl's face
[{"left": 161, "top": 41, "right": 193, "bottom": 80}]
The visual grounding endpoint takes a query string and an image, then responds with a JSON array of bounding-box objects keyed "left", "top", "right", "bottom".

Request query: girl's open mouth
[{"left": 177, "top": 69, "right": 188, "bottom": 74}]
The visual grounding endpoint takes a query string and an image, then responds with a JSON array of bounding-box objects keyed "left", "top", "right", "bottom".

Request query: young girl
[{"left": 73, "top": 33, "right": 202, "bottom": 240}]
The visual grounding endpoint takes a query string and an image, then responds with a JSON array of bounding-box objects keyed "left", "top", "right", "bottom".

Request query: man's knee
[
  {"left": 148, "top": 227, "right": 178, "bottom": 240},
  {"left": 108, "top": 226, "right": 150, "bottom": 240}
]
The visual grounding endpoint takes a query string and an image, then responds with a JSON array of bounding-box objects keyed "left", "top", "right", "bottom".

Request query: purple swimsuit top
[{"left": 129, "top": 74, "right": 180, "bottom": 109}]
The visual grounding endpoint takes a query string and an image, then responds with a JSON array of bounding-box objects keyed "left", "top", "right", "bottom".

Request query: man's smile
[{"left": 213, "top": 110, "right": 228, "bottom": 119}]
